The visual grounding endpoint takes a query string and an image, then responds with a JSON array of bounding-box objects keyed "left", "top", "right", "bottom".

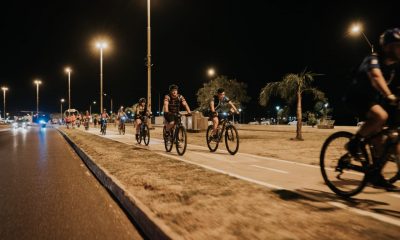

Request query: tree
[
  {"left": 196, "top": 75, "right": 250, "bottom": 113},
  {"left": 259, "top": 70, "right": 325, "bottom": 140}
]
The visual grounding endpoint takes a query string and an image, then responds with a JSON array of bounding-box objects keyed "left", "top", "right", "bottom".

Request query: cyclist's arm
[
  {"left": 181, "top": 98, "right": 191, "bottom": 114},
  {"left": 210, "top": 100, "right": 216, "bottom": 112},
  {"left": 368, "top": 68, "right": 393, "bottom": 97},
  {"left": 228, "top": 101, "right": 238, "bottom": 113},
  {"left": 163, "top": 96, "right": 169, "bottom": 113}
]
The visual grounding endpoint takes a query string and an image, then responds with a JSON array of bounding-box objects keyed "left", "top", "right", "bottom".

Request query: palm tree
[{"left": 259, "top": 70, "right": 325, "bottom": 140}]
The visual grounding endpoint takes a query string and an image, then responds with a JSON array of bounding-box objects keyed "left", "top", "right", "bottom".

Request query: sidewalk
[{"left": 58, "top": 127, "right": 399, "bottom": 240}]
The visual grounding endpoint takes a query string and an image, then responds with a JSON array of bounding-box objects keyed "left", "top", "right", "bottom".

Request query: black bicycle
[
  {"left": 206, "top": 112, "right": 239, "bottom": 155},
  {"left": 320, "top": 127, "right": 400, "bottom": 197},
  {"left": 163, "top": 113, "right": 190, "bottom": 156},
  {"left": 100, "top": 118, "right": 107, "bottom": 135},
  {"left": 136, "top": 115, "right": 151, "bottom": 146}
]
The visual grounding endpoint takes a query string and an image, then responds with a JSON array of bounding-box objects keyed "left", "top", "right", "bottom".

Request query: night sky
[{"left": 0, "top": 0, "right": 399, "bottom": 124}]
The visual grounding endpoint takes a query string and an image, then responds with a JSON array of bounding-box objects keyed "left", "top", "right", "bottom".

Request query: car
[
  {"left": 248, "top": 121, "right": 259, "bottom": 125},
  {"left": 288, "top": 120, "right": 297, "bottom": 125},
  {"left": 13, "top": 118, "right": 28, "bottom": 129},
  {"left": 260, "top": 120, "right": 271, "bottom": 125}
]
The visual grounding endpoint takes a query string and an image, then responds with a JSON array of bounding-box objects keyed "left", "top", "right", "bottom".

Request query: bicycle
[
  {"left": 118, "top": 117, "right": 126, "bottom": 135},
  {"left": 163, "top": 113, "right": 191, "bottom": 156},
  {"left": 136, "top": 115, "right": 151, "bottom": 145},
  {"left": 320, "top": 126, "right": 400, "bottom": 197},
  {"left": 206, "top": 112, "right": 239, "bottom": 155},
  {"left": 100, "top": 118, "right": 107, "bottom": 135}
]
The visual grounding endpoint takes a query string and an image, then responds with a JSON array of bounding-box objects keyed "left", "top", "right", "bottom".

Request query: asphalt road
[
  {"left": 0, "top": 126, "right": 143, "bottom": 240},
  {"left": 84, "top": 125, "right": 400, "bottom": 228}
]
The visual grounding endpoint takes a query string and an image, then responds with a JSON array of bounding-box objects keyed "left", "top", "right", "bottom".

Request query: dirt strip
[{"left": 60, "top": 128, "right": 398, "bottom": 240}]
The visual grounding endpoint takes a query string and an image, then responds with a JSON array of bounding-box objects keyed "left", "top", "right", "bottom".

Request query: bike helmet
[
  {"left": 379, "top": 28, "right": 400, "bottom": 46},
  {"left": 169, "top": 84, "right": 179, "bottom": 92},
  {"left": 139, "top": 97, "right": 146, "bottom": 103}
]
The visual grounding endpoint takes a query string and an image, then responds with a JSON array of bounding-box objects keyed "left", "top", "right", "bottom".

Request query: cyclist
[
  {"left": 100, "top": 109, "right": 109, "bottom": 133},
  {"left": 163, "top": 84, "right": 192, "bottom": 135},
  {"left": 345, "top": 28, "right": 400, "bottom": 190},
  {"left": 135, "top": 98, "right": 150, "bottom": 140},
  {"left": 117, "top": 106, "right": 128, "bottom": 129},
  {"left": 209, "top": 88, "right": 239, "bottom": 139}
]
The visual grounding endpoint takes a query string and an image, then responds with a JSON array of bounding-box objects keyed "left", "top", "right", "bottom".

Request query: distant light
[
  {"left": 223, "top": 112, "right": 227, "bottom": 116},
  {"left": 65, "top": 67, "right": 72, "bottom": 73},
  {"left": 93, "top": 101, "right": 96, "bottom": 104},
  {"left": 34, "top": 79, "right": 42, "bottom": 85},
  {"left": 207, "top": 68, "right": 215, "bottom": 77},
  {"left": 349, "top": 23, "right": 362, "bottom": 35},
  {"left": 1, "top": 87, "right": 8, "bottom": 91},
  {"left": 276, "top": 106, "right": 280, "bottom": 111},
  {"left": 238, "top": 108, "right": 242, "bottom": 112},
  {"left": 324, "top": 103, "right": 329, "bottom": 108},
  {"left": 96, "top": 41, "right": 108, "bottom": 49}
]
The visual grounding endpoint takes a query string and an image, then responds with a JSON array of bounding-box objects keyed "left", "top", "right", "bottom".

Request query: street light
[
  {"left": 1, "top": 86, "right": 8, "bottom": 119},
  {"left": 34, "top": 80, "right": 42, "bottom": 115},
  {"left": 65, "top": 67, "right": 72, "bottom": 109},
  {"left": 147, "top": 0, "right": 152, "bottom": 114},
  {"left": 60, "top": 98, "right": 65, "bottom": 123},
  {"left": 238, "top": 108, "right": 242, "bottom": 123},
  {"left": 276, "top": 106, "right": 280, "bottom": 125},
  {"left": 90, "top": 101, "right": 96, "bottom": 116},
  {"left": 207, "top": 68, "right": 216, "bottom": 78},
  {"left": 349, "top": 23, "right": 374, "bottom": 53},
  {"left": 96, "top": 41, "right": 108, "bottom": 113},
  {"left": 103, "top": 93, "right": 113, "bottom": 113}
]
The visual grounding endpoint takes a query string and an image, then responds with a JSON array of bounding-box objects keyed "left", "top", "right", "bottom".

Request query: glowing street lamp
[
  {"left": 1, "top": 86, "right": 8, "bottom": 119},
  {"left": 349, "top": 23, "right": 374, "bottom": 53},
  {"left": 276, "top": 106, "right": 280, "bottom": 125},
  {"left": 60, "top": 98, "right": 65, "bottom": 123},
  {"left": 34, "top": 80, "right": 42, "bottom": 115},
  {"left": 90, "top": 101, "right": 96, "bottom": 116},
  {"left": 96, "top": 41, "right": 108, "bottom": 113},
  {"left": 65, "top": 67, "right": 72, "bottom": 109},
  {"left": 207, "top": 68, "right": 216, "bottom": 78}
]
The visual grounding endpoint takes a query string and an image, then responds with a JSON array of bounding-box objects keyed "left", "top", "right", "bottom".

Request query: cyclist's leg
[
  {"left": 135, "top": 118, "right": 142, "bottom": 134},
  {"left": 164, "top": 114, "right": 175, "bottom": 132},
  {"left": 212, "top": 116, "right": 219, "bottom": 135}
]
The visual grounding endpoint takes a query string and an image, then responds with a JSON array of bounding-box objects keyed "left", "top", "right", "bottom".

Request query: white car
[
  {"left": 248, "top": 121, "right": 259, "bottom": 125},
  {"left": 260, "top": 120, "right": 270, "bottom": 125},
  {"left": 288, "top": 121, "right": 297, "bottom": 125}
]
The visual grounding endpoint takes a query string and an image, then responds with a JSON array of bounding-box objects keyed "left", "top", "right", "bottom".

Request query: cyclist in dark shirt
[
  {"left": 345, "top": 28, "right": 400, "bottom": 189},
  {"left": 209, "top": 88, "right": 239, "bottom": 137},
  {"left": 163, "top": 84, "right": 191, "bottom": 134}
]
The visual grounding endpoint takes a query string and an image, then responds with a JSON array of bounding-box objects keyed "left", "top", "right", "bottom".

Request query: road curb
[{"left": 57, "top": 129, "right": 182, "bottom": 240}]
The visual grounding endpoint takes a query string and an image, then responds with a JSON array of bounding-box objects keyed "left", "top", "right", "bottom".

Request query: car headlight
[{"left": 39, "top": 120, "right": 46, "bottom": 124}]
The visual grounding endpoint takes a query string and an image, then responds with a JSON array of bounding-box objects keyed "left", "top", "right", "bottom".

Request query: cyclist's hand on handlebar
[
  {"left": 186, "top": 112, "right": 192, "bottom": 117},
  {"left": 386, "top": 94, "right": 398, "bottom": 106}
]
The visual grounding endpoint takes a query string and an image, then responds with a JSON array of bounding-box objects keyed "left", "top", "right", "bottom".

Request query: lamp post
[
  {"left": 90, "top": 101, "right": 96, "bottom": 116},
  {"left": 34, "top": 80, "right": 42, "bottom": 115},
  {"left": 65, "top": 67, "right": 72, "bottom": 109},
  {"left": 147, "top": 0, "right": 152, "bottom": 114},
  {"left": 276, "top": 106, "right": 280, "bottom": 125},
  {"left": 96, "top": 41, "right": 108, "bottom": 113},
  {"left": 349, "top": 23, "right": 374, "bottom": 53},
  {"left": 238, "top": 108, "right": 242, "bottom": 124},
  {"left": 1, "top": 87, "right": 8, "bottom": 119},
  {"left": 60, "top": 98, "right": 65, "bottom": 123}
]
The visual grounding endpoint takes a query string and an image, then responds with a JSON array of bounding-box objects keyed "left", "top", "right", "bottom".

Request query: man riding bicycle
[
  {"left": 345, "top": 28, "right": 400, "bottom": 190},
  {"left": 117, "top": 106, "right": 128, "bottom": 126},
  {"left": 100, "top": 109, "right": 109, "bottom": 132},
  {"left": 163, "top": 84, "right": 192, "bottom": 136},
  {"left": 209, "top": 88, "right": 239, "bottom": 139},
  {"left": 135, "top": 98, "right": 151, "bottom": 140}
]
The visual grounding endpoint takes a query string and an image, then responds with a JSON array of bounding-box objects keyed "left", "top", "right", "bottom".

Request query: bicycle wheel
[
  {"left": 164, "top": 126, "right": 173, "bottom": 152},
  {"left": 142, "top": 124, "right": 150, "bottom": 146},
  {"left": 118, "top": 125, "right": 122, "bottom": 135},
  {"left": 320, "top": 131, "right": 369, "bottom": 197},
  {"left": 136, "top": 127, "right": 142, "bottom": 144},
  {"left": 206, "top": 125, "right": 219, "bottom": 152},
  {"left": 382, "top": 152, "right": 400, "bottom": 184},
  {"left": 176, "top": 126, "right": 187, "bottom": 156},
  {"left": 122, "top": 124, "right": 125, "bottom": 135},
  {"left": 225, "top": 125, "right": 239, "bottom": 155}
]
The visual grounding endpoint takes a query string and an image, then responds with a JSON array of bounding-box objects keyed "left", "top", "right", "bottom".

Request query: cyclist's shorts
[{"left": 164, "top": 113, "right": 177, "bottom": 123}]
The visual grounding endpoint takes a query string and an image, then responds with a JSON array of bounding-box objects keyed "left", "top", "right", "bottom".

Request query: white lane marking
[
  {"left": 76, "top": 128, "right": 400, "bottom": 227},
  {"left": 251, "top": 165, "right": 288, "bottom": 174}
]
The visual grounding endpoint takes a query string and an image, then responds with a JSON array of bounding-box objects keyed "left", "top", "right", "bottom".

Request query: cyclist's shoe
[
  {"left": 370, "top": 174, "right": 398, "bottom": 191},
  {"left": 346, "top": 135, "right": 364, "bottom": 158}
]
